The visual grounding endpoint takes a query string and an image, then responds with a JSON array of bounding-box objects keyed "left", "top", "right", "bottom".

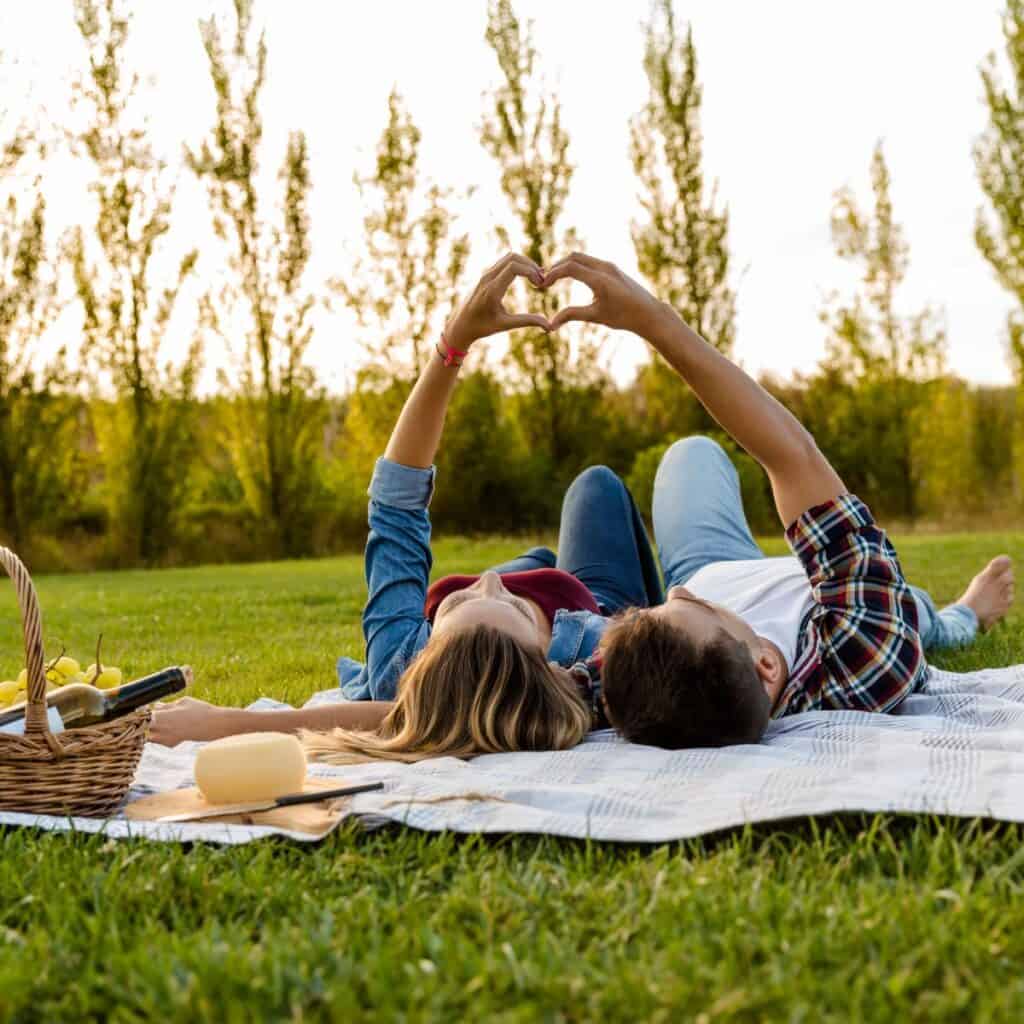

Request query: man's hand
[
  {"left": 541, "top": 252, "right": 671, "bottom": 338},
  {"left": 444, "top": 252, "right": 550, "bottom": 351}
]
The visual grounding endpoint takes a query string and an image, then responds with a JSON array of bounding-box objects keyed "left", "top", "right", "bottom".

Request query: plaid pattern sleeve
[{"left": 773, "top": 494, "right": 926, "bottom": 718}]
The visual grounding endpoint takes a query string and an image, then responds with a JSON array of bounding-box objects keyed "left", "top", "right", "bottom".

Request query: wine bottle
[{"left": 0, "top": 666, "right": 192, "bottom": 733}]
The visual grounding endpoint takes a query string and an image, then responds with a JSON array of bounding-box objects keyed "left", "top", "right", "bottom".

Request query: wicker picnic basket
[{"left": 0, "top": 546, "right": 150, "bottom": 817}]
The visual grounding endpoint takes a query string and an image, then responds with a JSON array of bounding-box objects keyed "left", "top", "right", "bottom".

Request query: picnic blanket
[{"left": 3, "top": 663, "right": 1024, "bottom": 844}]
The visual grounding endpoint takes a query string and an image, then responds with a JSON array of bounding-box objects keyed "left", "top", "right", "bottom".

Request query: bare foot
[{"left": 958, "top": 555, "right": 1015, "bottom": 630}]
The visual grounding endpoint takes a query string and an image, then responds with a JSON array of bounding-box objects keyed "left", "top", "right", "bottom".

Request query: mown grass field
[{"left": 2, "top": 531, "right": 1024, "bottom": 1022}]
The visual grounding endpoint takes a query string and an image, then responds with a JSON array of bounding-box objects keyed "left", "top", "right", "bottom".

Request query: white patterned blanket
[{"left": 2, "top": 664, "right": 1024, "bottom": 844}]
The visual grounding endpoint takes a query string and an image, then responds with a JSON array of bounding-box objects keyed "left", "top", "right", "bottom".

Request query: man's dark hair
[{"left": 600, "top": 612, "right": 772, "bottom": 748}]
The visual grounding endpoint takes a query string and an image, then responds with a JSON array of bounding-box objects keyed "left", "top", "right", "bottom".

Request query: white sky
[{"left": 0, "top": 0, "right": 1017, "bottom": 391}]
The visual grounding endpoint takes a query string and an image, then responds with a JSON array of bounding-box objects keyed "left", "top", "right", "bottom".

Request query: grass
[{"left": 1, "top": 531, "right": 1024, "bottom": 1022}]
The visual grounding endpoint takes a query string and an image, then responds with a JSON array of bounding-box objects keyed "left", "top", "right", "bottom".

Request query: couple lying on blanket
[{"left": 150, "top": 252, "right": 1015, "bottom": 760}]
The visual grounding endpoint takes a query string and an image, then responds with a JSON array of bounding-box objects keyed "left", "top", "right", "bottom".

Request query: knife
[{"left": 155, "top": 781, "right": 385, "bottom": 823}]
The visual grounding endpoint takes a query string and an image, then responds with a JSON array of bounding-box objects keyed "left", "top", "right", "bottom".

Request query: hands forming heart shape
[{"left": 443, "top": 251, "right": 667, "bottom": 353}]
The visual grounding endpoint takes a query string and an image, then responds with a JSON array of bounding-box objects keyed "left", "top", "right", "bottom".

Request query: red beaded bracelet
[{"left": 437, "top": 334, "right": 467, "bottom": 368}]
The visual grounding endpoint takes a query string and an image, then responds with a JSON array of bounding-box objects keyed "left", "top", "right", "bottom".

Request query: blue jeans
[
  {"left": 650, "top": 436, "right": 977, "bottom": 651},
  {"left": 491, "top": 466, "right": 663, "bottom": 615}
]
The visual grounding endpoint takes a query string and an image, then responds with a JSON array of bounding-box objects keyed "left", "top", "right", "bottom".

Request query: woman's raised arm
[
  {"left": 361, "top": 253, "right": 549, "bottom": 699},
  {"left": 384, "top": 253, "right": 548, "bottom": 468}
]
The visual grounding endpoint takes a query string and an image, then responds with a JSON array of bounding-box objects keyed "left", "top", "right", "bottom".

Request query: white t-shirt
[{"left": 683, "top": 556, "right": 815, "bottom": 671}]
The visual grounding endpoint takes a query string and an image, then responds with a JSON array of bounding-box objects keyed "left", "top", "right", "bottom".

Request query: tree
[
  {"left": 187, "top": 0, "right": 325, "bottom": 558},
  {"left": 0, "top": 98, "right": 78, "bottom": 552},
  {"left": 911, "top": 376, "right": 982, "bottom": 521},
  {"left": 480, "top": 0, "right": 600, "bottom": 473},
  {"left": 334, "top": 88, "right": 470, "bottom": 376},
  {"left": 68, "top": 0, "right": 201, "bottom": 565},
  {"left": 975, "top": 0, "right": 1024, "bottom": 496},
  {"left": 630, "top": 1, "right": 736, "bottom": 439},
  {"left": 819, "top": 142, "right": 945, "bottom": 520}
]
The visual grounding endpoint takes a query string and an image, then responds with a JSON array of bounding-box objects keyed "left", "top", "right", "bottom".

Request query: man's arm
[
  {"left": 543, "top": 254, "right": 845, "bottom": 527},
  {"left": 643, "top": 315, "right": 845, "bottom": 527},
  {"left": 149, "top": 698, "right": 393, "bottom": 747}
]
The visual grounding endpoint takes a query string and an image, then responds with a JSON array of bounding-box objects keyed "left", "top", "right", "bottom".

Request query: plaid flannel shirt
[{"left": 773, "top": 493, "right": 926, "bottom": 718}]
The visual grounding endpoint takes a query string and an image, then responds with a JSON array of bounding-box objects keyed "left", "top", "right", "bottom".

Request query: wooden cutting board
[{"left": 123, "top": 778, "right": 354, "bottom": 837}]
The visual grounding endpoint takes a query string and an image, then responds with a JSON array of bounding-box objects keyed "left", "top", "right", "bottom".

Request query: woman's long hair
[{"left": 302, "top": 625, "right": 592, "bottom": 764}]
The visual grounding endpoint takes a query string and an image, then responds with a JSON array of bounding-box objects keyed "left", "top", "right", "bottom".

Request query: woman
[{"left": 151, "top": 253, "right": 662, "bottom": 759}]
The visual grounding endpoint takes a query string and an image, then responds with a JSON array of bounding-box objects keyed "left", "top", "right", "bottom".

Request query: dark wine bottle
[{"left": 0, "top": 666, "right": 192, "bottom": 732}]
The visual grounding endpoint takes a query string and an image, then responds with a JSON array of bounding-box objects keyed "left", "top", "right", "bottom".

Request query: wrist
[
  {"left": 640, "top": 301, "right": 681, "bottom": 347},
  {"left": 443, "top": 322, "right": 474, "bottom": 353}
]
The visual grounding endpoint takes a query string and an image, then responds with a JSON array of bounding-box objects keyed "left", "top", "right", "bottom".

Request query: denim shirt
[{"left": 337, "top": 457, "right": 610, "bottom": 701}]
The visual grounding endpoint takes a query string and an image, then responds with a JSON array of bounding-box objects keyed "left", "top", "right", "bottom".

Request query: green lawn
[{"left": 2, "top": 532, "right": 1024, "bottom": 1021}]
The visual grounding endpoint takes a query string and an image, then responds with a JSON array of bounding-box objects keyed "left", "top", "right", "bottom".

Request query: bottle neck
[{"left": 103, "top": 667, "right": 189, "bottom": 717}]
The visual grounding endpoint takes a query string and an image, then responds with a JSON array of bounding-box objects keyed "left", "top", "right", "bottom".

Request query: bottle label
[{"left": 0, "top": 706, "right": 65, "bottom": 736}]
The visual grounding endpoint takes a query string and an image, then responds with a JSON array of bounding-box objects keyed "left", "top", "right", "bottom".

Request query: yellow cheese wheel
[{"left": 194, "top": 732, "right": 307, "bottom": 804}]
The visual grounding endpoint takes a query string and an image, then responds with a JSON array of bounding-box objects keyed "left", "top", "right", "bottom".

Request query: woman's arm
[
  {"left": 361, "top": 253, "right": 549, "bottom": 698},
  {"left": 543, "top": 254, "right": 845, "bottom": 528},
  {"left": 385, "top": 252, "right": 548, "bottom": 468},
  {"left": 149, "top": 698, "right": 393, "bottom": 747}
]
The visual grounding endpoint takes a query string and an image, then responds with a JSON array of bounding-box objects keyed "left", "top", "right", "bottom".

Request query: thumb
[
  {"left": 549, "top": 304, "right": 600, "bottom": 331},
  {"left": 501, "top": 312, "right": 552, "bottom": 332}
]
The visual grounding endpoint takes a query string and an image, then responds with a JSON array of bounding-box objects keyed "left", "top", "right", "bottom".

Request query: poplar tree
[
  {"left": 480, "top": 0, "right": 595, "bottom": 471},
  {"left": 335, "top": 88, "right": 470, "bottom": 376},
  {"left": 187, "top": 0, "right": 324, "bottom": 558},
  {"left": 630, "top": 0, "right": 735, "bottom": 437},
  {"left": 975, "top": 0, "right": 1024, "bottom": 493},
  {"left": 820, "top": 142, "right": 945, "bottom": 520},
  {"left": 68, "top": 0, "right": 200, "bottom": 565},
  {"left": 0, "top": 110, "right": 73, "bottom": 550}
]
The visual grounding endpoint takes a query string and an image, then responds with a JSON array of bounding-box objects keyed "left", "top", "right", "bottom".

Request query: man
[{"left": 538, "top": 253, "right": 1014, "bottom": 748}]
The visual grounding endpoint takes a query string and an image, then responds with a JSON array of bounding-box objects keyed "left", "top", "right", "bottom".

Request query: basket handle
[{"left": 0, "top": 546, "right": 55, "bottom": 738}]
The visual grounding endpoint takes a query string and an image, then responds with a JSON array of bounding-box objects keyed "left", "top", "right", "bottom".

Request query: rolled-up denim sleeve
[{"left": 362, "top": 458, "right": 435, "bottom": 699}]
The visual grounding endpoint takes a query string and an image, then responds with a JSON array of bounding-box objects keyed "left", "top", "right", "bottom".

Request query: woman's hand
[
  {"left": 541, "top": 253, "right": 671, "bottom": 339},
  {"left": 149, "top": 697, "right": 234, "bottom": 747},
  {"left": 444, "top": 253, "right": 550, "bottom": 351}
]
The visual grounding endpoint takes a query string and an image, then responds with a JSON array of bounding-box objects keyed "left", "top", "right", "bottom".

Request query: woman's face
[{"left": 431, "top": 571, "right": 544, "bottom": 649}]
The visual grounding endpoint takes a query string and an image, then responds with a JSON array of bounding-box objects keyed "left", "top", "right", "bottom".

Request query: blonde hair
[{"left": 302, "top": 625, "right": 592, "bottom": 764}]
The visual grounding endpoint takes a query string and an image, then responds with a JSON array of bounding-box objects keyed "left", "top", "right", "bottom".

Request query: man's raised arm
[{"left": 543, "top": 254, "right": 845, "bottom": 527}]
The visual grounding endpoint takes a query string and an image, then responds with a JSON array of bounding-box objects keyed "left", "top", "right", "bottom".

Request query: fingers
[
  {"left": 500, "top": 312, "right": 552, "bottom": 332},
  {"left": 541, "top": 257, "right": 602, "bottom": 289},
  {"left": 484, "top": 252, "right": 543, "bottom": 287},
  {"left": 565, "top": 251, "right": 603, "bottom": 268},
  {"left": 493, "top": 257, "right": 545, "bottom": 295},
  {"left": 549, "top": 304, "right": 600, "bottom": 331}
]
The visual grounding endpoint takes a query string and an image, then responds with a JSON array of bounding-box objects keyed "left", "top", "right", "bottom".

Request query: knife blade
[{"left": 155, "top": 781, "right": 385, "bottom": 823}]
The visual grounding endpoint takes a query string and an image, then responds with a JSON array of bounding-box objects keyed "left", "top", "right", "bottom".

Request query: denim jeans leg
[
  {"left": 910, "top": 586, "right": 979, "bottom": 650},
  {"left": 489, "top": 546, "right": 557, "bottom": 574},
  {"left": 555, "top": 465, "right": 663, "bottom": 614},
  {"left": 653, "top": 436, "right": 766, "bottom": 590}
]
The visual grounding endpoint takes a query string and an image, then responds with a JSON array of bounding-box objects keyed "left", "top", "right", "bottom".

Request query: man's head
[{"left": 600, "top": 586, "right": 788, "bottom": 749}]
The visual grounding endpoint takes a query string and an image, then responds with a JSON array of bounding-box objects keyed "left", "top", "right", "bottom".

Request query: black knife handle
[{"left": 274, "top": 781, "right": 385, "bottom": 807}]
